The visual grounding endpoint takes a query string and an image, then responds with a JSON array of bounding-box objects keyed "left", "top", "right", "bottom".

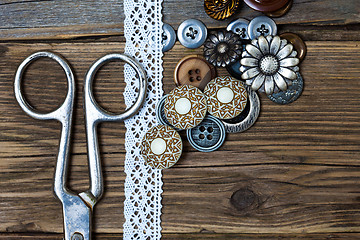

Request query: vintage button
[
  {"left": 204, "top": 0, "right": 240, "bottom": 20},
  {"left": 177, "top": 19, "right": 207, "bottom": 49},
  {"left": 226, "top": 60, "right": 242, "bottom": 80},
  {"left": 243, "top": 0, "right": 289, "bottom": 13},
  {"left": 247, "top": 16, "right": 277, "bottom": 40},
  {"left": 267, "top": 71, "right": 303, "bottom": 104},
  {"left": 162, "top": 23, "right": 176, "bottom": 52},
  {"left": 174, "top": 55, "right": 217, "bottom": 91},
  {"left": 221, "top": 85, "right": 260, "bottom": 133},
  {"left": 156, "top": 94, "right": 177, "bottom": 129},
  {"left": 204, "top": 76, "right": 248, "bottom": 119},
  {"left": 266, "top": 0, "right": 293, "bottom": 18},
  {"left": 141, "top": 125, "right": 183, "bottom": 169},
  {"left": 204, "top": 30, "right": 243, "bottom": 67},
  {"left": 280, "top": 32, "right": 307, "bottom": 62},
  {"left": 227, "top": 18, "right": 250, "bottom": 40},
  {"left": 187, "top": 114, "right": 226, "bottom": 152},
  {"left": 164, "top": 85, "right": 207, "bottom": 130},
  {"left": 240, "top": 35, "right": 299, "bottom": 95}
]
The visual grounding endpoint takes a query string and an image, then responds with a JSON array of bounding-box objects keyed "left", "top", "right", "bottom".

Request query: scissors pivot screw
[{"left": 71, "top": 233, "right": 84, "bottom": 240}]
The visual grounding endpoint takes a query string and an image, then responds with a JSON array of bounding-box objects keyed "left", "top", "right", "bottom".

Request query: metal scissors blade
[{"left": 14, "top": 51, "right": 147, "bottom": 240}]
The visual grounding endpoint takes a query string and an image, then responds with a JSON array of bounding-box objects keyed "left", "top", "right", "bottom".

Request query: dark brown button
[
  {"left": 265, "top": 0, "right": 293, "bottom": 18},
  {"left": 204, "top": 0, "right": 240, "bottom": 20},
  {"left": 280, "top": 32, "right": 307, "bottom": 62},
  {"left": 174, "top": 55, "right": 217, "bottom": 91},
  {"left": 243, "top": 0, "right": 289, "bottom": 13}
]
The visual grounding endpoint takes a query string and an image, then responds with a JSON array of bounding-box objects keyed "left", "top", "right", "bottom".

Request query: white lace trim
[{"left": 123, "top": 0, "right": 163, "bottom": 239}]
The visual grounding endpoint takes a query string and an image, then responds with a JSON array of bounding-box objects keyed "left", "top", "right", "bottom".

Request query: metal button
[
  {"left": 247, "top": 16, "right": 277, "bottom": 40},
  {"left": 177, "top": 19, "right": 207, "bottom": 49},
  {"left": 227, "top": 18, "right": 250, "bottom": 40},
  {"left": 204, "top": 30, "right": 243, "bottom": 67},
  {"left": 204, "top": 76, "right": 248, "bottom": 120},
  {"left": 204, "top": 0, "right": 240, "bottom": 20},
  {"left": 156, "top": 94, "right": 179, "bottom": 129},
  {"left": 141, "top": 125, "right": 183, "bottom": 169},
  {"left": 162, "top": 23, "right": 176, "bottom": 52},
  {"left": 279, "top": 32, "right": 307, "bottom": 62},
  {"left": 187, "top": 115, "right": 226, "bottom": 152},
  {"left": 266, "top": 0, "right": 293, "bottom": 18},
  {"left": 164, "top": 85, "right": 207, "bottom": 130},
  {"left": 174, "top": 55, "right": 217, "bottom": 91},
  {"left": 267, "top": 71, "right": 303, "bottom": 104},
  {"left": 221, "top": 85, "right": 260, "bottom": 133},
  {"left": 243, "top": 0, "right": 289, "bottom": 13}
]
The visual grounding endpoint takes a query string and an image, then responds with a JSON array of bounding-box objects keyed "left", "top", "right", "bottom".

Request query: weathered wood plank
[
  {"left": 0, "top": 40, "right": 360, "bottom": 235},
  {"left": 1, "top": 233, "right": 360, "bottom": 239},
  {"left": 0, "top": 0, "right": 359, "bottom": 40}
]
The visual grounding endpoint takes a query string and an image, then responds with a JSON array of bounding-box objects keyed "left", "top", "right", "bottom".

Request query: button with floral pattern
[
  {"left": 174, "top": 55, "right": 217, "bottom": 91},
  {"left": 177, "top": 19, "right": 207, "bottom": 49},
  {"left": 204, "top": 76, "right": 248, "bottom": 119},
  {"left": 164, "top": 85, "right": 207, "bottom": 130},
  {"left": 240, "top": 35, "right": 299, "bottom": 94},
  {"left": 187, "top": 115, "right": 226, "bottom": 152},
  {"left": 141, "top": 125, "right": 183, "bottom": 169}
]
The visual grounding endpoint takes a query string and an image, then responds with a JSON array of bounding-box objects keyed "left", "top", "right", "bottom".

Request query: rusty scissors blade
[{"left": 14, "top": 51, "right": 147, "bottom": 240}]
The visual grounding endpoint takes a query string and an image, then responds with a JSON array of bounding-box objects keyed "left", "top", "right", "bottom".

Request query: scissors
[{"left": 14, "top": 51, "right": 147, "bottom": 240}]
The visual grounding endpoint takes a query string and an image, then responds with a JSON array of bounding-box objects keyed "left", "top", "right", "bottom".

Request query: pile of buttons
[{"left": 141, "top": 4, "right": 307, "bottom": 169}]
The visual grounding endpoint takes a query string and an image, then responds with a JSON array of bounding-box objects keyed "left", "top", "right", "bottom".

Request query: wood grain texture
[
  {"left": 0, "top": 40, "right": 360, "bottom": 237},
  {"left": 0, "top": 0, "right": 359, "bottom": 40}
]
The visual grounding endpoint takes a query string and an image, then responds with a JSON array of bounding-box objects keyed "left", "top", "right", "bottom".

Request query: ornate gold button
[
  {"left": 204, "top": 76, "right": 248, "bottom": 119},
  {"left": 204, "top": 0, "right": 240, "bottom": 20},
  {"left": 164, "top": 85, "right": 207, "bottom": 130},
  {"left": 141, "top": 125, "right": 183, "bottom": 169}
]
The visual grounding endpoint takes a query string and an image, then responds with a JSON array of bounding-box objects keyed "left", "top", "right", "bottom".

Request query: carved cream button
[
  {"left": 204, "top": 76, "right": 248, "bottom": 120},
  {"left": 164, "top": 85, "right": 207, "bottom": 130},
  {"left": 141, "top": 125, "right": 183, "bottom": 169}
]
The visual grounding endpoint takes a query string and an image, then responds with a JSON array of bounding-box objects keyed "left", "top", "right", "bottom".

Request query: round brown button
[
  {"left": 243, "top": 0, "right": 289, "bottom": 13},
  {"left": 204, "top": 0, "right": 240, "bottom": 20},
  {"left": 280, "top": 32, "right": 307, "bottom": 62},
  {"left": 174, "top": 55, "right": 217, "bottom": 91},
  {"left": 265, "top": 0, "right": 293, "bottom": 18}
]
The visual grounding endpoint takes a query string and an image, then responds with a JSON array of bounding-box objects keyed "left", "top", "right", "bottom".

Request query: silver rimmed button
[
  {"left": 227, "top": 18, "right": 250, "bottom": 40},
  {"left": 221, "top": 85, "right": 260, "bottom": 133},
  {"left": 248, "top": 16, "right": 277, "bottom": 40},
  {"left": 177, "top": 19, "right": 207, "bottom": 49},
  {"left": 187, "top": 115, "right": 226, "bottom": 152},
  {"left": 162, "top": 23, "right": 176, "bottom": 52},
  {"left": 267, "top": 71, "right": 303, "bottom": 104}
]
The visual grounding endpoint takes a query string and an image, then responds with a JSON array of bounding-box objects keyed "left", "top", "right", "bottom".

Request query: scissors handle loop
[
  {"left": 14, "top": 51, "right": 75, "bottom": 123},
  {"left": 84, "top": 53, "right": 147, "bottom": 200}
]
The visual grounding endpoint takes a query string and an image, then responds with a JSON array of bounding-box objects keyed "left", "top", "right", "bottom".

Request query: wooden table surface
[{"left": 1, "top": 0, "right": 360, "bottom": 239}]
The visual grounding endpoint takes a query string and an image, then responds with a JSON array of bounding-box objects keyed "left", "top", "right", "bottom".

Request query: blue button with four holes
[{"left": 186, "top": 115, "right": 226, "bottom": 152}]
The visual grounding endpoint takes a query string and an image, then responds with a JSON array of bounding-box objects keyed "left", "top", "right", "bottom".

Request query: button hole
[
  {"left": 207, "top": 127, "right": 213, "bottom": 133},
  {"left": 195, "top": 69, "right": 200, "bottom": 74},
  {"left": 196, "top": 76, "right": 201, "bottom": 81},
  {"left": 188, "top": 70, "right": 193, "bottom": 75},
  {"left": 207, "top": 135, "right": 213, "bottom": 140},
  {"left": 199, "top": 134, "right": 205, "bottom": 139},
  {"left": 199, "top": 126, "right": 206, "bottom": 132},
  {"left": 189, "top": 77, "right": 194, "bottom": 82}
]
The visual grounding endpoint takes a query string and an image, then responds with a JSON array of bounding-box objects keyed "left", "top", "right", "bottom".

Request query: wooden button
[
  {"left": 204, "top": 0, "right": 240, "bottom": 20},
  {"left": 243, "top": 0, "right": 289, "bottom": 13},
  {"left": 141, "top": 125, "right": 182, "bottom": 169},
  {"left": 280, "top": 32, "right": 307, "bottom": 62},
  {"left": 265, "top": 0, "right": 293, "bottom": 18},
  {"left": 174, "top": 55, "right": 217, "bottom": 91}
]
